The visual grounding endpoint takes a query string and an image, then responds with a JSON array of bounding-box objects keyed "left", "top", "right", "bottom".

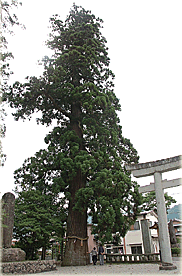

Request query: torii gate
[{"left": 126, "top": 155, "right": 182, "bottom": 270}]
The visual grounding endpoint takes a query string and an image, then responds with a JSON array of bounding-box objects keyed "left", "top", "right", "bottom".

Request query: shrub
[
  {"left": 171, "top": 247, "right": 181, "bottom": 255},
  {"left": 176, "top": 237, "right": 181, "bottom": 244}
]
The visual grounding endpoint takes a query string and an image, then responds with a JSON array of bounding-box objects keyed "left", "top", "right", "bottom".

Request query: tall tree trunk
[
  {"left": 41, "top": 246, "right": 46, "bottom": 260},
  {"left": 62, "top": 162, "right": 88, "bottom": 265},
  {"left": 62, "top": 171, "right": 88, "bottom": 265},
  {"left": 62, "top": 103, "right": 88, "bottom": 266}
]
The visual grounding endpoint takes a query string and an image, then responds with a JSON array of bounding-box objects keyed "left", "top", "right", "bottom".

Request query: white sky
[{"left": 1, "top": 0, "right": 181, "bottom": 206}]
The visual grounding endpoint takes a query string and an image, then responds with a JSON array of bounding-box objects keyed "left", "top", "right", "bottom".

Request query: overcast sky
[{"left": 1, "top": 0, "right": 181, "bottom": 205}]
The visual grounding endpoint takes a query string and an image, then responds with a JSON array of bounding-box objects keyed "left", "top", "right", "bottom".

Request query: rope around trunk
[{"left": 66, "top": 236, "right": 88, "bottom": 246}]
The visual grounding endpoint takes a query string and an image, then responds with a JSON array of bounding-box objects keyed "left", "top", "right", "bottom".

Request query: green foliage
[
  {"left": 4, "top": 4, "right": 142, "bottom": 253},
  {"left": 1, "top": 0, "right": 23, "bottom": 30},
  {"left": 176, "top": 237, "right": 181, "bottom": 244},
  {"left": 1, "top": 0, "right": 24, "bottom": 83},
  {"left": 112, "top": 233, "right": 121, "bottom": 245},
  {"left": 1, "top": 0, "right": 24, "bottom": 167},
  {"left": 171, "top": 247, "right": 181, "bottom": 255},
  {"left": 141, "top": 191, "right": 177, "bottom": 214},
  {"left": 13, "top": 151, "right": 67, "bottom": 260}
]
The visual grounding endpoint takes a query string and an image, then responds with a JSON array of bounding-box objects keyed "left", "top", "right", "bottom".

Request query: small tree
[
  {"left": 13, "top": 150, "right": 67, "bottom": 260},
  {"left": 141, "top": 191, "right": 177, "bottom": 214}
]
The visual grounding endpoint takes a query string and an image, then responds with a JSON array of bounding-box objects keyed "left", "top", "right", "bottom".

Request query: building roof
[
  {"left": 171, "top": 219, "right": 182, "bottom": 223},
  {"left": 173, "top": 224, "right": 182, "bottom": 227},
  {"left": 139, "top": 210, "right": 158, "bottom": 219}
]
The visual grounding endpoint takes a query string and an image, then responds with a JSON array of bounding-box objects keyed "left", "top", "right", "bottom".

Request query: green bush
[
  {"left": 176, "top": 237, "right": 181, "bottom": 244},
  {"left": 171, "top": 247, "right": 181, "bottom": 255}
]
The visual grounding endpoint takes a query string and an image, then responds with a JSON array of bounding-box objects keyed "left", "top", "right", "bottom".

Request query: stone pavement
[{"left": 12, "top": 258, "right": 181, "bottom": 276}]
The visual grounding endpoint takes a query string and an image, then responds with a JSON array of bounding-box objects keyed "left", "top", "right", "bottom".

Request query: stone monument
[
  {"left": 168, "top": 219, "right": 179, "bottom": 248},
  {"left": 2, "top": 192, "right": 26, "bottom": 262},
  {"left": 141, "top": 219, "right": 154, "bottom": 254},
  {"left": 2, "top": 192, "right": 15, "bottom": 248}
]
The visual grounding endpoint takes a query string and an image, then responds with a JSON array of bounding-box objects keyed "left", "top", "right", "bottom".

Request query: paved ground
[{"left": 14, "top": 258, "right": 182, "bottom": 276}]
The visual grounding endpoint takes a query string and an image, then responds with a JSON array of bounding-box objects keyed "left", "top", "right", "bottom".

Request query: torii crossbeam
[{"left": 126, "top": 155, "right": 182, "bottom": 270}]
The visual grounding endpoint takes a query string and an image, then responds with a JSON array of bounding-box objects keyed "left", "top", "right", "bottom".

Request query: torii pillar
[{"left": 126, "top": 155, "right": 182, "bottom": 270}]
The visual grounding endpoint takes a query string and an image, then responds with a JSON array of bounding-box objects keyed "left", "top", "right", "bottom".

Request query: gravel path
[{"left": 13, "top": 258, "right": 181, "bottom": 276}]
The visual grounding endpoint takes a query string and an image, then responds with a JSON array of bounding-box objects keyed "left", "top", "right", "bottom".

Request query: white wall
[
  {"left": 125, "top": 228, "right": 143, "bottom": 254},
  {"left": 124, "top": 212, "right": 159, "bottom": 254}
]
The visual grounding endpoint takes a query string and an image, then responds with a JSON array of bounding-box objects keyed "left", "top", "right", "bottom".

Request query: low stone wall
[{"left": 2, "top": 260, "right": 56, "bottom": 274}]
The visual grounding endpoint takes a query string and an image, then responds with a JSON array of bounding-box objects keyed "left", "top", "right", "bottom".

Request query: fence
[{"left": 105, "top": 253, "right": 161, "bottom": 263}]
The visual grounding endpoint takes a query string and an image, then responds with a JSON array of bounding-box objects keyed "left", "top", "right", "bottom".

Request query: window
[
  {"left": 118, "top": 247, "right": 124, "bottom": 254},
  {"left": 113, "top": 247, "right": 118, "bottom": 254},
  {"left": 113, "top": 246, "right": 123, "bottom": 254},
  {"left": 134, "top": 221, "right": 140, "bottom": 230},
  {"left": 106, "top": 245, "right": 112, "bottom": 254},
  {"left": 131, "top": 246, "right": 142, "bottom": 254},
  {"left": 105, "top": 245, "right": 124, "bottom": 254}
]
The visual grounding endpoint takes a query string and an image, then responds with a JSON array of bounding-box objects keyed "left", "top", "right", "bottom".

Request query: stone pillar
[
  {"left": 2, "top": 192, "right": 15, "bottom": 248},
  {"left": 154, "top": 172, "right": 172, "bottom": 264},
  {"left": 141, "top": 219, "right": 153, "bottom": 254}
]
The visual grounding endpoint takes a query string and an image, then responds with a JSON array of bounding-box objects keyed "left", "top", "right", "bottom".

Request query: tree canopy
[
  {"left": 1, "top": 0, "right": 24, "bottom": 166},
  {"left": 1, "top": 0, "right": 23, "bottom": 80},
  {"left": 13, "top": 150, "right": 67, "bottom": 260},
  {"left": 3, "top": 4, "right": 142, "bottom": 265},
  {"left": 141, "top": 191, "right": 177, "bottom": 214}
]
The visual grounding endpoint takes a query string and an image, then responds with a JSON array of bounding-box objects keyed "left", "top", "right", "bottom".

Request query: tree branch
[{"left": 43, "top": 90, "right": 71, "bottom": 119}]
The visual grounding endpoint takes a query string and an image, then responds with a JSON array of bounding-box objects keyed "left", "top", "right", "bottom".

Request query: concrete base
[{"left": 159, "top": 263, "right": 177, "bottom": 270}]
